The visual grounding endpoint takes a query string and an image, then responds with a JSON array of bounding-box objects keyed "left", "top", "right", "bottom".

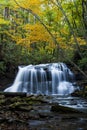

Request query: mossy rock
[
  {"left": 9, "top": 101, "right": 28, "bottom": 108},
  {"left": 0, "top": 99, "right": 6, "bottom": 105},
  {"left": 85, "top": 86, "right": 87, "bottom": 90},
  {"left": 51, "top": 104, "right": 82, "bottom": 113},
  {"left": 23, "top": 96, "right": 47, "bottom": 105},
  {"left": 0, "top": 94, "right": 5, "bottom": 99},
  {"left": 71, "top": 90, "right": 87, "bottom": 98},
  {"left": 71, "top": 90, "right": 84, "bottom": 97},
  {"left": 9, "top": 101, "right": 33, "bottom": 111}
]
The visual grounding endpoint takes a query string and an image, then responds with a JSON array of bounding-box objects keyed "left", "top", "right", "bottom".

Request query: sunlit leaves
[
  {"left": 70, "top": 36, "right": 86, "bottom": 46},
  {"left": 0, "top": 0, "right": 87, "bottom": 56},
  {"left": 24, "top": 23, "right": 52, "bottom": 43},
  {"left": 0, "top": 18, "right": 10, "bottom": 25},
  {"left": 14, "top": 0, "right": 42, "bottom": 14}
]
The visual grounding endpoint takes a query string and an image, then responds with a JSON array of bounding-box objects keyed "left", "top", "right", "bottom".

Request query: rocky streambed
[{"left": 0, "top": 92, "right": 87, "bottom": 130}]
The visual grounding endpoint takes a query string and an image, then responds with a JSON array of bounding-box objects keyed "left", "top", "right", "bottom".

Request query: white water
[{"left": 4, "top": 63, "right": 77, "bottom": 95}]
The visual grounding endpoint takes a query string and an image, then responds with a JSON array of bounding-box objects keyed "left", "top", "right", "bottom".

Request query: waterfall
[{"left": 4, "top": 63, "right": 77, "bottom": 95}]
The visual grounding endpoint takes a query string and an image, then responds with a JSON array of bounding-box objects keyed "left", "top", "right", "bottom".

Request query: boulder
[{"left": 51, "top": 104, "right": 82, "bottom": 113}]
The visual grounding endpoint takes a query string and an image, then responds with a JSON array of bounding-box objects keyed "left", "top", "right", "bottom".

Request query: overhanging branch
[
  {"left": 14, "top": 0, "right": 87, "bottom": 79},
  {"left": 14, "top": 0, "right": 59, "bottom": 46}
]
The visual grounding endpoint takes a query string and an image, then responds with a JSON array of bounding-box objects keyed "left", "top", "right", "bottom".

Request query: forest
[
  {"left": 0, "top": 0, "right": 87, "bottom": 84},
  {"left": 0, "top": 1, "right": 87, "bottom": 130}
]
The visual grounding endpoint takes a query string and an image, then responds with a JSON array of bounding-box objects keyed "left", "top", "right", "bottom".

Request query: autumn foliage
[{"left": 0, "top": 0, "right": 87, "bottom": 75}]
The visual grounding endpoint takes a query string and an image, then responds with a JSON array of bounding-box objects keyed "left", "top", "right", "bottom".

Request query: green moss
[
  {"left": 9, "top": 101, "right": 28, "bottom": 108},
  {"left": 0, "top": 99, "right": 6, "bottom": 105}
]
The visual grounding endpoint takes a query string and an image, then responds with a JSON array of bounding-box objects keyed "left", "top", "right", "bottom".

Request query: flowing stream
[
  {"left": 3, "top": 63, "right": 87, "bottom": 129},
  {"left": 4, "top": 62, "right": 78, "bottom": 95}
]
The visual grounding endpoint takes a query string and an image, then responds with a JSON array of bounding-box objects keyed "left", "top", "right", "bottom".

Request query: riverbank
[
  {"left": 0, "top": 64, "right": 87, "bottom": 129},
  {"left": 0, "top": 93, "right": 87, "bottom": 130}
]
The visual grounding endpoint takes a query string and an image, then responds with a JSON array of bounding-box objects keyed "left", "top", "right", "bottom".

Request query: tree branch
[
  {"left": 14, "top": 0, "right": 59, "bottom": 46},
  {"left": 14, "top": 0, "right": 87, "bottom": 79},
  {"left": 51, "top": 0, "right": 82, "bottom": 57}
]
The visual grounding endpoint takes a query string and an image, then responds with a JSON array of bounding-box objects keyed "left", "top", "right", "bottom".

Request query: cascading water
[{"left": 4, "top": 63, "right": 77, "bottom": 95}]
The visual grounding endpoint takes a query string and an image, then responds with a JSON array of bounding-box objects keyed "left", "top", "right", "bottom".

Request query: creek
[{"left": 2, "top": 62, "right": 87, "bottom": 130}]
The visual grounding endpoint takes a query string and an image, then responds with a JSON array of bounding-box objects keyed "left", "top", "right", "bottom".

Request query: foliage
[
  {"left": 0, "top": 18, "right": 9, "bottom": 25},
  {"left": 78, "top": 57, "right": 87, "bottom": 70},
  {"left": 0, "top": 0, "right": 87, "bottom": 76},
  {"left": 78, "top": 45, "right": 87, "bottom": 70},
  {"left": 0, "top": 61, "right": 6, "bottom": 75}
]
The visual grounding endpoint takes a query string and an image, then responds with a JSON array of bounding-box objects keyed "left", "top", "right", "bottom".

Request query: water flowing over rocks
[
  {"left": 0, "top": 93, "right": 87, "bottom": 130},
  {"left": 4, "top": 63, "right": 78, "bottom": 95},
  {"left": 1, "top": 62, "right": 87, "bottom": 129}
]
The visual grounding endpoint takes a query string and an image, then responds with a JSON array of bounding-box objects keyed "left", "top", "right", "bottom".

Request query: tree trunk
[
  {"left": 82, "top": 0, "right": 87, "bottom": 31},
  {"left": 14, "top": 0, "right": 87, "bottom": 79},
  {"left": 4, "top": 7, "right": 10, "bottom": 19}
]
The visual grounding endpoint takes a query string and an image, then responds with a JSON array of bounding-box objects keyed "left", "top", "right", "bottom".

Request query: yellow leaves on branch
[
  {"left": 14, "top": 0, "right": 42, "bottom": 14},
  {"left": 17, "top": 38, "right": 31, "bottom": 48},
  {"left": 17, "top": 22, "right": 69, "bottom": 50},
  {"left": 45, "top": 43, "right": 56, "bottom": 54},
  {"left": 76, "top": 37, "right": 86, "bottom": 45},
  {"left": 16, "top": 0, "right": 41, "bottom": 6},
  {"left": 0, "top": 18, "right": 10, "bottom": 25},
  {"left": 70, "top": 36, "right": 86, "bottom": 45},
  {"left": 24, "top": 23, "right": 52, "bottom": 44}
]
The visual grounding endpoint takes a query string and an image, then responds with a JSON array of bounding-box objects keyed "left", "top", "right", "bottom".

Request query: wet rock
[
  {"left": 61, "top": 116, "right": 79, "bottom": 121},
  {"left": 2, "top": 92, "right": 27, "bottom": 97},
  {"left": 9, "top": 102, "right": 33, "bottom": 112},
  {"left": 0, "top": 93, "right": 87, "bottom": 130},
  {"left": 71, "top": 90, "right": 87, "bottom": 97},
  {"left": 51, "top": 104, "right": 83, "bottom": 113},
  {"left": 69, "top": 99, "right": 77, "bottom": 105},
  {"left": 38, "top": 113, "right": 50, "bottom": 118},
  {"left": 0, "top": 94, "right": 5, "bottom": 99},
  {"left": 0, "top": 99, "right": 6, "bottom": 105}
]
